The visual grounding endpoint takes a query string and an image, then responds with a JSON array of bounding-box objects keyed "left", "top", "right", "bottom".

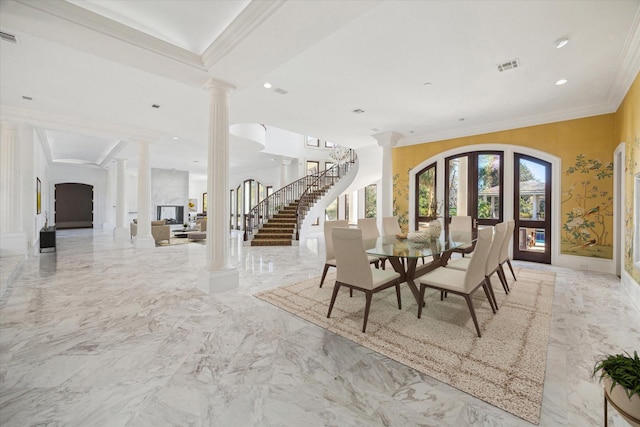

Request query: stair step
[
  {"left": 253, "top": 233, "right": 292, "bottom": 239},
  {"left": 251, "top": 239, "right": 292, "bottom": 246},
  {"left": 262, "top": 224, "right": 295, "bottom": 229}
]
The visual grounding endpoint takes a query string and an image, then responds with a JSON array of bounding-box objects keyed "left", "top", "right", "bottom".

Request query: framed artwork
[
  {"left": 188, "top": 198, "right": 197, "bottom": 212},
  {"left": 203, "top": 192, "right": 207, "bottom": 214},
  {"left": 36, "top": 177, "right": 41, "bottom": 214}
]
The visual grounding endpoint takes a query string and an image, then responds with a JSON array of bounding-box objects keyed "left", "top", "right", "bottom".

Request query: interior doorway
[{"left": 55, "top": 183, "right": 93, "bottom": 229}]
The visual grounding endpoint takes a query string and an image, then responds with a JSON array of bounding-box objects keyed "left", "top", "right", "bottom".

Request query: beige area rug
[{"left": 255, "top": 267, "right": 555, "bottom": 424}]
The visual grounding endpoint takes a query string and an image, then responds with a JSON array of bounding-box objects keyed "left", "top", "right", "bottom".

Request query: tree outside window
[{"left": 365, "top": 184, "right": 377, "bottom": 218}]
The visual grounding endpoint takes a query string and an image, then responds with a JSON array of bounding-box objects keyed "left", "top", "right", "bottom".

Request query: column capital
[
  {"left": 373, "top": 131, "right": 403, "bottom": 148},
  {"left": 203, "top": 79, "right": 236, "bottom": 97}
]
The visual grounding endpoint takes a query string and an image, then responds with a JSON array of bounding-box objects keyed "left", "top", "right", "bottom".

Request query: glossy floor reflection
[{"left": 0, "top": 229, "right": 638, "bottom": 426}]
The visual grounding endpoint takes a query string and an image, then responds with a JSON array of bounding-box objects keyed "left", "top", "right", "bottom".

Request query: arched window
[{"left": 415, "top": 162, "right": 437, "bottom": 225}]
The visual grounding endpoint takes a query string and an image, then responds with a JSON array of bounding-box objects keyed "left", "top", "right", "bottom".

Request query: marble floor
[{"left": 0, "top": 229, "right": 638, "bottom": 427}]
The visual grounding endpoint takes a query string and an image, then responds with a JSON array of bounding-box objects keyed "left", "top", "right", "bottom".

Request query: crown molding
[
  {"left": 34, "top": 127, "right": 53, "bottom": 164},
  {"left": 398, "top": 102, "right": 617, "bottom": 147},
  {"left": 202, "top": 0, "right": 285, "bottom": 70},
  {"left": 606, "top": 6, "right": 640, "bottom": 109},
  {"left": 0, "top": 105, "right": 162, "bottom": 143},
  {"left": 99, "top": 140, "right": 128, "bottom": 168},
  {"left": 15, "top": 0, "right": 206, "bottom": 71}
]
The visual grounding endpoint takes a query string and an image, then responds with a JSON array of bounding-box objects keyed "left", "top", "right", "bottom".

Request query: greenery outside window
[{"left": 365, "top": 184, "right": 377, "bottom": 218}]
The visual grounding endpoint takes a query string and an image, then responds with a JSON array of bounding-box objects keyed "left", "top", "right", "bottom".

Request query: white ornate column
[
  {"left": 199, "top": 79, "right": 239, "bottom": 294},
  {"left": 373, "top": 131, "right": 403, "bottom": 221},
  {"left": 0, "top": 122, "right": 27, "bottom": 256},
  {"left": 114, "top": 158, "right": 130, "bottom": 242},
  {"left": 134, "top": 141, "right": 155, "bottom": 248}
]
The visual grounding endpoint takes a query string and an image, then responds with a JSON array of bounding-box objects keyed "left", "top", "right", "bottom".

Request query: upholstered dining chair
[
  {"left": 498, "top": 219, "right": 517, "bottom": 282},
  {"left": 327, "top": 227, "right": 402, "bottom": 332},
  {"left": 446, "top": 221, "right": 509, "bottom": 306},
  {"left": 382, "top": 216, "right": 402, "bottom": 236},
  {"left": 416, "top": 226, "right": 494, "bottom": 337},
  {"left": 450, "top": 215, "right": 474, "bottom": 257},
  {"left": 319, "top": 220, "right": 349, "bottom": 288},
  {"left": 357, "top": 217, "right": 383, "bottom": 269}
]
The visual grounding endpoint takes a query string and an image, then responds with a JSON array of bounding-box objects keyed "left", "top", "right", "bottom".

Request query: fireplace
[{"left": 157, "top": 205, "right": 184, "bottom": 225}]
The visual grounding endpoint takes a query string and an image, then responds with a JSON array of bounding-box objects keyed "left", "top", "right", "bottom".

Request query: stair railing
[
  {"left": 294, "top": 149, "right": 356, "bottom": 240},
  {"left": 243, "top": 148, "right": 356, "bottom": 241}
]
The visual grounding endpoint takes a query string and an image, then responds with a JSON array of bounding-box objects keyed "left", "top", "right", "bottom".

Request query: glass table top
[{"left": 364, "top": 231, "right": 476, "bottom": 258}]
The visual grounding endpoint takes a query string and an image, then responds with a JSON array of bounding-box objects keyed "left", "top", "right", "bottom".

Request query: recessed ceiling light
[
  {"left": 554, "top": 38, "right": 569, "bottom": 49},
  {"left": 263, "top": 82, "right": 272, "bottom": 89},
  {"left": 555, "top": 79, "right": 568, "bottom": 85},
  {"left": 173, "top": 136, "right": 179, "bottom": 140},
  {"left": 152, "top": 104, "right": 160, "bottom": 108}
]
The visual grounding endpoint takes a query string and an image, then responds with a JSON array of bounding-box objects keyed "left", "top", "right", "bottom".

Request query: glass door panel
[
  {"left": 476, "top": 153, "right": 502, "bottom": 223},
  {"left": 513, "top": 154, "right": 551, "bottom": 263}
]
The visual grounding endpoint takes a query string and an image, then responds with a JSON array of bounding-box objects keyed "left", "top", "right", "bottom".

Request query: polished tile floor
[{"left": 0, "top": 229, "right": 638, "bottom": 427}]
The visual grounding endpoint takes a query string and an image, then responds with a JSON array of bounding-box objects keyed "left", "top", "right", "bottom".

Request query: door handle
[{"left": 473, "top": 218, "right": 478, "bottom": 228}]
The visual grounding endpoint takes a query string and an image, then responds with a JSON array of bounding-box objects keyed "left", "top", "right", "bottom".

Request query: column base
[
  {"left": 0, "top": 232, "right": 27, "bottom": 257},
  {"left": 114, "top": 227, "right": 131, "bottom": 242},
  {"left": 198, "top": 268, "right": 239, "bottom": 294},
  {"left": 134, "top": 235, "right": 156, "bottom": 248}
]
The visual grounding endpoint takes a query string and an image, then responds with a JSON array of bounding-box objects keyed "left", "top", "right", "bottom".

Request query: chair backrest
[
  {"left": 324, "top": 220, "right": 349, "bottom": 261},
  {"left": 485, "top": 222, "right": 507, "bottom": 276},
  {"left": 464, "top": 227, "right": 493, "bottom": 291},
  {"left": 332, "top": 227, "right": 374, "bottom": 289},
  {"left": 382, "top": 216, "right": 402, "bottom": 236},
  {"left": 450, "top": 216, "right": 472, "bottom": 232},
  {"left": 499, "top": 219, "right": 515, "bottom": 262},
  {"left": 357, "top": 218, "right": 380, "bottom": 240}
]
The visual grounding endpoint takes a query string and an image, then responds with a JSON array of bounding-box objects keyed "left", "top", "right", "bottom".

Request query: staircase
[
  {"left": 244, "top": 150, "right": 356, "bottom": 246},
  {"left": 250, "top": 189, "right": 330, "bottom": 246}
]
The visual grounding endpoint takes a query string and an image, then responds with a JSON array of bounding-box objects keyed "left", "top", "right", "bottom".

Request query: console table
[{"left": 40, "top": 226, "right": 56, "bottom": 253}]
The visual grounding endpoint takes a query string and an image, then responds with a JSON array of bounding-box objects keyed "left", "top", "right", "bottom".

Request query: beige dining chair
[
  {"left": 327, "top": 227, "right": 402, "bottom": 332},
  {"left": 382, "top": 216, "right": 402, "bottom": 236},
  {"left": 446, "top": 221, "right": 509, "bottom": 299},
  {"left": 450, "top": 215, "right": 474, "bottom": 257},
  {"left": 357, "top": 218, "right": 383, "bottom": 268},
  {"left": 319, "top": 220, "right": 349, "bottom": 288},
  {"left": 416, "top": 226, "right": 494, "bottom": 337},
  {"left": 498, "top": 219, "right": 517, "bottom": 282}
]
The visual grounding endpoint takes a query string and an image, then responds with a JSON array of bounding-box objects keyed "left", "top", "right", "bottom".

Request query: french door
[
  {"left": 513, "top": 154, "right": 551, "bottom": 263},
  {"left": 445, "top": 151, "right": 504, "bottom": 229}
]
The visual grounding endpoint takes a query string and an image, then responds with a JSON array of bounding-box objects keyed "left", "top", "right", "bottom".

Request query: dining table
[{"left": 364, "top": 230, "right": 477, "bottom": 305}]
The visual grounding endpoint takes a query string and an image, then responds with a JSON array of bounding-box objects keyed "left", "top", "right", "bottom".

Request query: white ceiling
[{"left": 1, "top": 0, "right": 639, "bottom": 182}]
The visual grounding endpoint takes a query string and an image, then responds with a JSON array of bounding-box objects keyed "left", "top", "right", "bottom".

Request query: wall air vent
[
  {"left": 497, "top": 59, "right": 519, "bottom": 72},
  {"left": 0, "top": 31, "right": 18, "bottom": 44},
  {"left": 274, "top": 88, "right": 288, "bottom": 95}
]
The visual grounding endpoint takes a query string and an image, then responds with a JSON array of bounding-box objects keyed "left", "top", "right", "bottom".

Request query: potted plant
[
  {"left": 183, "top": 223, "right": 188, "bottom": 230},
  {"left": 593, "top": 351, "right": 640, "bottom": 426}
]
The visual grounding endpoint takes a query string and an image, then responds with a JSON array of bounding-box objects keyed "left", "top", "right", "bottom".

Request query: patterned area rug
[{"left": 255, "top": 267, "right": 555, "bottom": 424}]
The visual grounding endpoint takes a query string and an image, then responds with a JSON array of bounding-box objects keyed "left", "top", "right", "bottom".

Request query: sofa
[
  {"left": 130, "top": 219, "right": 171, "bottom": 244},
  {"left": 195, "top": 218, "right": 207, "bottom": 232}
]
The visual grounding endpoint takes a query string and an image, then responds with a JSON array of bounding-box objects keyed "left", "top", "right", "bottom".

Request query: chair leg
[
  {"left": 506, "top": 259, "right": 517, "bottom": 281},
  {"left": 350, "top": 288, "right": 353, "bottom": 298},
  {"left": 497, "top": 265, "right": 510, "bottom": 294},
  {"left": 482, "top": 282, "right": 496, "bottom": 313},
  {"left": 319, "top": 264, "right": 331, "bottom": 288},
  {"left": 374, "top": 260, "right": 379, "bottom": 269},
  {"left": 463, "top": 294, "right": 482, "bottom": 338},
  {"left": 362, "top": 290, "right": 373, "bottom": 332},
  {"left": 381, "top": 259, "right": 386, "bottom": 270},
  {"left": 485, "top": 276, "right": 499, "bottom": 311},
  {"left": 327, "top": 282, "right": 341, "bottom": 318},
  {"left": 395, "top": 281, "right": 402, "bottom": 309},
  {"left": 418, "top": 284, "right": 427, "bottom": 319}
]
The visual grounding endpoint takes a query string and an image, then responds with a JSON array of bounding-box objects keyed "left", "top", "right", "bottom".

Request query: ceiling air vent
[
  {"left": 352, "top": 108, "right": 365, "bottom": 114},
  {"left": 0, "top": 31, "right": 18, "bottom": 44},
  {"left": 497, "top": 59, "right": 519, "bottom": 72},
  {"left": 274, "top": 88, "right": 288, "bottom": 95}
]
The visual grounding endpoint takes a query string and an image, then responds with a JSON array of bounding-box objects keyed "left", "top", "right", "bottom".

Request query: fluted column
[
  {"left": 114, "top": 158, "right": 130, "bottom": 242},
  {"left": 374, "top": 131, "right": 403, "bottom": 221},
  {"left": 134, "top": 141, "right": 155, "bottom": 248},
  {"left": 199, "top": 79, "right": 239, "bottom": 294},
  {"left": 0, "top": 122, "right": 27, "bottom": 256}
]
